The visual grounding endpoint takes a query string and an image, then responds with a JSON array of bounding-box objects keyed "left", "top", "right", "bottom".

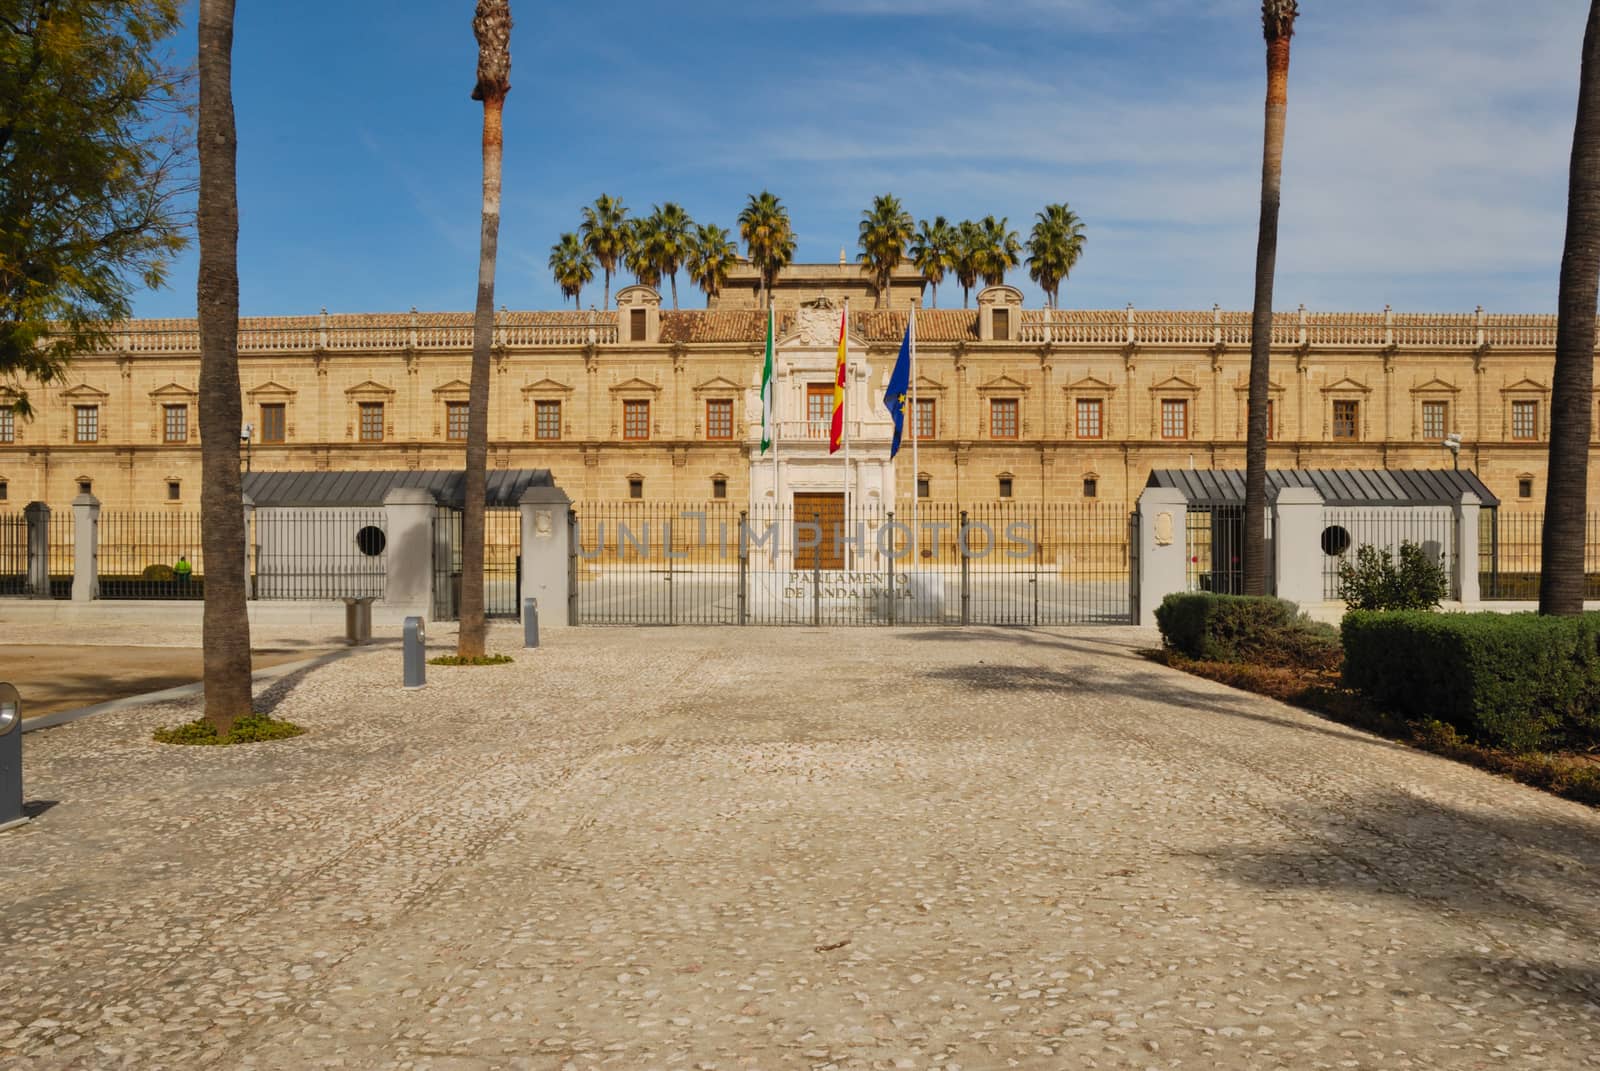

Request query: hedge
[
  {"left": 1342, "top": 610, "right": 1600, "bottom": 752},
  {"left": 1155, "top": 593, "right": 1340, "bottom": 670}
]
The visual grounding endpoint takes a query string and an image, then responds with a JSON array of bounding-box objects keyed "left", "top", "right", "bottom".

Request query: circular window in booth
[
  {"left": 355, "top": 525, "right": 387, "bottom": 557},
  {"left": 1320, "top": 525, "right": 1352, "bottom": 557}
]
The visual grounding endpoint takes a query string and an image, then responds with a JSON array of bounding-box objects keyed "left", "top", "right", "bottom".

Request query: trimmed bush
[
  {"left": 1155, "top": 593, "right": 1340, "bottom": 670},
  {"left": 1337, "top": 541, "right": 1449, "bottom": 611},
  {"left": 1342, "top": 610, "right": 1600, "bottom": 752},
  {"left": 427, "top": 653, "right": 514, "bottom": 666},
  {"left": 141, "top": 563, "right": 175, "bottom": 581},
  {"left": 153, "top": 713, "right": 306, "bottom": 746}
]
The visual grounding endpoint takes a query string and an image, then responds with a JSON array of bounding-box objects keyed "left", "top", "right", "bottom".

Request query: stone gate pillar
[
  {"left": 520, "top": 484, "right": 573, "bottom": 628},
  {"left": 1454, "top": 492, "right": 1481, "bottom": 605},
  {"left": 22, "top": 501, "right": 49, "bottom": 598},
  {"left": 1135, "top": 487, "right": 1188, "bottom": 627},
  {"left": 71, "top": 493, "right": 100, "bottom": 602},
  {"left": 382, "top": 488, "right": 436, "bottom": 620},
  {"left": 1272, "top": 487, "right": 1323, "bottom": 607}
]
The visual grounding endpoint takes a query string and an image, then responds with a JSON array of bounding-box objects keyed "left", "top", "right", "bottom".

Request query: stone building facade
[{"left": 0, "top": 266, "right": 1582, "bottom": 514}]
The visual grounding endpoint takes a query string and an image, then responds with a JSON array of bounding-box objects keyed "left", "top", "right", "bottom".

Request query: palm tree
[
  {"left": 548, "top": 232, "right": 594, "bottom": 307},
  {"left": 1026, "top": 203, "right": 1088, "bottom": 309},
  {"left": 952, "top": 219, "right": 983, "bottom": 308},
  {"left": 1541, "top": 1, "right": 1600, "bottom": 615},
  {"left": 1244, "top": 0, "right": 1298, "bottom": 598},
  {"left": 857, "top": 194, "right": 915, "bottom": 308},
  {"left": 737, "top": 190, "right": 796, "bottom": 309},
  {"left": 640, "top": 202, "right": 694, "bottom": 309},
  {"left": 976, "top": 215, "right": 1021, "bottom": 287},
  {"left": 624, "top": 217, "right": 662, "bottom": 290},
  {"left": 910, "top": 216, "right": 955, "bottom": 309},
  {"left": 458, "top": 0, "right": 511, "bottom": 661},
  {"left": 196, "top": 0, "right": 252, "bottom": 734},
  {"left": 687, "top": 223, "right": 740, "bottom": 303},
  {"left": 579, "top": 194, "right": 630, "bottom": 309}
]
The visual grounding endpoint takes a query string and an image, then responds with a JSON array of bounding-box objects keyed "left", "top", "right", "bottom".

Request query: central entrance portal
[{"left": 793, "top": 492, "right": 844, "bottom": 570}]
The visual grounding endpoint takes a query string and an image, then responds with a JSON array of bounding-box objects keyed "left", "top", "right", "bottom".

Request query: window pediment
[
  {"left": 1409, "top": 376, "right": 1460, "bottom": 395},
  {"left": 148, "top": 382, "right": 198, "bottom": 400},
  {"left": 1066, "top": 374, "right": 1117, "bottom": 395},
  {"left": 976, "top": 373, "right": 1029, "bottom": 394},
  {"left": 609, "top": 377, "right": 662, "bottom": 395},
  {"left": 344, "top": 380, "right": 396, "bottom": 399},
  {"left": 693, "top": 376, "right": 741, "bottom": 395},
  {"left": 431, "top": 379, "right": 472, "bottom": 397},
  {"left": 1501, "top": 377, "right": 1549, "bottom": 395},
  {"left": 246, "top": 380, "right": 297, "bottom": 400},
  {"left": 521, "top": 377, "right": 574, "bottom": 396},
  {"left": 1231, "top": 376, "right": 1284, "bottom": 394},
  {"left": 913, "top": 374, "right": 947, "bottom": 395},
  {"left": 61, "top": 383, "right": 109, "bottom": 400},
  {"left": 1321, "top": 376, "right": 1371, "bottom": 395},
  {"left": 1148, "top": 375, "right": 1198, "bottom": 394}
]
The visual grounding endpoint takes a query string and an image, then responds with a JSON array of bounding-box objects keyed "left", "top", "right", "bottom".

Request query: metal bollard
[
  {"left": 523, "top": 597, "right": 539, "bottom": 649},
  {"left": 403, "top": 616, "right": 426, "bottom": 690},
  {"left": 343, "top": 596, "right": 373, "bottom": 646},
  {"left": 0, "top": 682, "right": 25, "bottom": 831}
]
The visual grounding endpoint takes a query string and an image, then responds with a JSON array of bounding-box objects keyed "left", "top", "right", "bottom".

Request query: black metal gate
[
  {"left": 570, "top": 500, "right": 1134, "bottom": 627},
  {"left": 431, "top": 507, "right": 521, "bottom": 621}
]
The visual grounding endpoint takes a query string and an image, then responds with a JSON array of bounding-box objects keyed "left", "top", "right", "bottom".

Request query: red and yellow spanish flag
[{"left": 829, "top": 303, "right": 847, "bottom": 454}]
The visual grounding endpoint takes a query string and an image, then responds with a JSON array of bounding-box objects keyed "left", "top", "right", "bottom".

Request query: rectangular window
[
  {"left": 359, "top": 402, "right": 384, "bottom": 442},
  {"left": 74, "top": 405, "right": 98, "bottom": 443},
  {"left": 990, "top": 398, "right": 1019, "bottom": 439},
  {"left": 998, "top": 476, "right": 1014, "bottom": 498},
  {"left": 1076, "top": 398, "right": 1102, "bottom": 439},
  {"left": 0, "top": 405, "right": 13, "bottom": 443},
  {"left": 623, "top": 399, "right": 650, "bottom": 441},
  {"left": 1083, "top": 477, "right": 1098, "bottom": 498},
  {"left": 446, "top": 401, "right": 469, "bottom": 441},
  {"left": 916, "top": 477, "right": 930, "bottom": 499},
  {"left": 806, "top": 384, "right": 835, "bottom": 439},
  {"left": 992, "top": 307, "right": 1011, "bottom": 340},
  {"left": 706, "top": 398, "right": 733, "bottom": 440},
  {"left": 1519, "top": 477, "right": 1534, "bottom": 499},
  {"left": 712, "top": 477, "right": 727, "bottom": 499},
  {"left": 1332, "top": 399, "right": 1359, "bottom": 441},
  {"left": 0, "top": 481, "right": 8, "bottom": 501},
  {"left": 535, "top": 400, "right": 562, "bottom": 441},
  {"left": 914, "top": 398, "right": 936, "bottom": 440},
  {"left": 163, "top": 404, "right": 188, "bottom": 444},
  {"left": 260, "top": 403, "right": 286, "bottom": 443},
  {"left": 1160, "top": 399, "right": 1187, "bottom": 440},
  {"left": 628, "top": 477, "right": 643, "bottom": 499},
  {"left": 629, "top": 308, "right": 647, "bottom": 342},
  {"left": 1422, "top": 400, "right": 1448, "bottom": 441},
  {"left": 78, "top": 479, "right": 92, "bottom": 495},
  {"left": 1512, "top": 400, "right": 1538, "bottom": 441},
  {"left": 167, "top": 480, "right": 181, "bottom": 501}
]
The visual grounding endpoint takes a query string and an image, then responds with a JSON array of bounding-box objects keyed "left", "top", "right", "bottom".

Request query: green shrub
[
  {"left": 1337, "top": 541, "right": 1449, "bottom": 611},
  {"left": 153, "top": 712, "right": 306, "bottom": 746},
  {"left": 1342, "top": 610, "right": 1600, "bottom": 752},
  {"left": 141, "top": 563, "right": 175, "bottom": 581},
  {"left": 426, "top": 653, "right": 515, "bottom": 666},
  {"left": 1155, "top": 593, "right": 1340, "bottom": 670}
]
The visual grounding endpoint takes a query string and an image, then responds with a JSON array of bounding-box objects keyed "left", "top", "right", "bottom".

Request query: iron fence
[
  {"left": 431, "top": 507, "right": 521, "bottom": 620},
  {"left": 570, "top": 500, "right": 1133, "bottom": 627},
  {"left": 1479, "top": 510, "right": 1600, "bottom": 600},
  {"left": 1321, "top": 506, "right": 1457, "bottom": 600},
  {"left": 98, "top": 511, "right": 206, "bottom": 599},
  {"left": 46, "top": 509, "right": 73, "bottom": 598},
  {"left": 0, "top": 512, "right": 25, "bottom": 595},
  {"left": 251, "top": 508, "right": 387, "bottom": 599},
  {"left": 1185, "top": 505, "right": 1246, "bottom": 594}
]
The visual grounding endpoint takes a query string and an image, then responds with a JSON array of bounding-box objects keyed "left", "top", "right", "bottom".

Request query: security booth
[{"left": 1146, "top": 468, "right": 1499, "bottom": 601}]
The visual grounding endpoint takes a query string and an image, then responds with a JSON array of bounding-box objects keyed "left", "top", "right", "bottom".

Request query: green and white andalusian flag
[{"left": 760, "top": 305, "right": 775, "bottom": 453}]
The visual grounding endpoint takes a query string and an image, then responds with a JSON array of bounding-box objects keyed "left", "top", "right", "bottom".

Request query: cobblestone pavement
[{"left": 4, "top": 625, "right": 1600, "bottom": 1070}]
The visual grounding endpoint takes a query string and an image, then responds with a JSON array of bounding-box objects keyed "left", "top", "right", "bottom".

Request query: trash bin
[{"left": 342, "top": 596, "right": 374, "bottom": 645}]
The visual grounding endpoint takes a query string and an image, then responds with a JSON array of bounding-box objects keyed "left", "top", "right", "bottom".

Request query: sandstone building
[{"left": 0, "top": 266, "right": 1580, "bottom": 514}]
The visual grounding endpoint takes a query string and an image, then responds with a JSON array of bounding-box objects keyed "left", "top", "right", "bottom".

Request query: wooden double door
[{"left": 793, "top": 492, "right": 845, "bottom": 570}]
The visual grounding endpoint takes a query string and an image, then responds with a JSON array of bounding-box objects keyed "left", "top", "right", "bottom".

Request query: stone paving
[{"left": 3, "top": 624, "right": 1600, "bottom": 1070}]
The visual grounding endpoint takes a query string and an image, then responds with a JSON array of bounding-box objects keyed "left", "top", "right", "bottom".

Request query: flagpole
[
  {"left": 910, "top": 302, "right": 918, "bottom": 564},
  {"left": 771, "top": 304, "right": 781, "bottom": 565},
  {"left": 842, "top": 299, "right": 852, "bottom": 572}
]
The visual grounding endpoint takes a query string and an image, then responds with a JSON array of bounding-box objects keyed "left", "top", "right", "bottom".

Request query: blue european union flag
[{"left": 883, "top": 321, "right": 912, "bottom": 458}]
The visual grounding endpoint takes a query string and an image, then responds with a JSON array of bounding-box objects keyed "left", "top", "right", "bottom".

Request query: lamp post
[
  {"left": 1444, "top": 432, "right": 1462, "bottom": 471},
  {"left": 241, "top": 422, "right": 254, "bottom": 474}
]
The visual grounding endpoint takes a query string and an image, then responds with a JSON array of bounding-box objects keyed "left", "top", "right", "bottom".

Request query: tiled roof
[
  {"left": 850, "top": 310, "right": 979, "bottom": 343},
  {"left": 659, "top": 311, "right": 786, "bottom": 344},
  {"left": 242, "top": 468, "right": 556, "bottom": 508},
  {"left": 1147, "top": 468, "right": 1500, "bottom": 508}
]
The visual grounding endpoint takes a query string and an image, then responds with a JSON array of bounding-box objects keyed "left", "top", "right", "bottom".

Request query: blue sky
[{"left": 134, "top": 0, "right": 1588, "bottom": 318}]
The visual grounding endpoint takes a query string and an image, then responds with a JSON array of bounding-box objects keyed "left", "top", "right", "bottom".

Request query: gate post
[
  {"left": 1135, "top": 487, "right": 1188, "bottom": 626},
  {"left": 1272, "top": 488, "right": 1324, "bottom": 607},
  {"left": 738, "top": 510, "right": 748, "bottom": 626},
  {"left": 886, "top": 511, "right": 896, "bottom": 627},
  {"left": 1454, "top": 492, "right": 1481, "bottom": 605},
  {"left": 71, "top": 493, "right": 99, "bottom": 602},
  {"left": 382, "top": 487, "right": 436, "bottom": 620},
  {"left": 959, "top": 510, "right": 970, "bottom": 626},
  {"left": 812, "top": 512, "right": 821, "bottom": 628},
  {"left": 23, "top": 502, "right": 49, "bottom": 598},
  {"left": 519, "top": 484, "right": 573, "bottom": 628},
  {"left": 567, "top": 509, "right": 579, "bottom": 625}
]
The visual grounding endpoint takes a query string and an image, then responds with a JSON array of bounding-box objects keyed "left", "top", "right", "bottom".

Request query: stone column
[
  {"left": 520, "top": 483, "right": 573, "bottom": 628},
  {"left": 22, "top": 501, "right": 50, "bottom": 598},
  {"left": 1136, "top": 486, "right": 1188, "bottom": 627},
  {"left": 1272, "top": 487, "right": 1324, "bottom": 608},
  {"left": 71, "top": 493, "right": 100, "bottom": 602},
  {"left": 1454, "top": 492, "right": 1481, "bottom": 605},
  {"left": 382, "top": 488, "right": 436, "bottom": 619}
]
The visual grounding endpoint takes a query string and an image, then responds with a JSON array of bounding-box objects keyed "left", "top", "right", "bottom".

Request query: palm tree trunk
[
  {"left": 603, "top": 267, "right": 611, "bottom": 310},
  {"left": 1244, "top": 30, "right": 1293, "bottom": 598},
  {"left": 195, "top": 0, "right": 251, "bottom": 735},
  {"left": 930, "top": 281, "right": 937, "bottom": 309},
  {"left": 670, "top": 272, "right": 678, "bottom": 310},
  {"left": 459, "top": 0, "right": 511, "bottom": 658},
  {"left": 1541, "top": 1, "right": 1600, "bottom": 615}
]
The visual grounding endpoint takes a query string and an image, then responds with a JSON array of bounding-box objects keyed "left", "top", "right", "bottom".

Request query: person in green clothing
[{"left": 174, "top": 555, "right": 192, "bottom": 587}]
